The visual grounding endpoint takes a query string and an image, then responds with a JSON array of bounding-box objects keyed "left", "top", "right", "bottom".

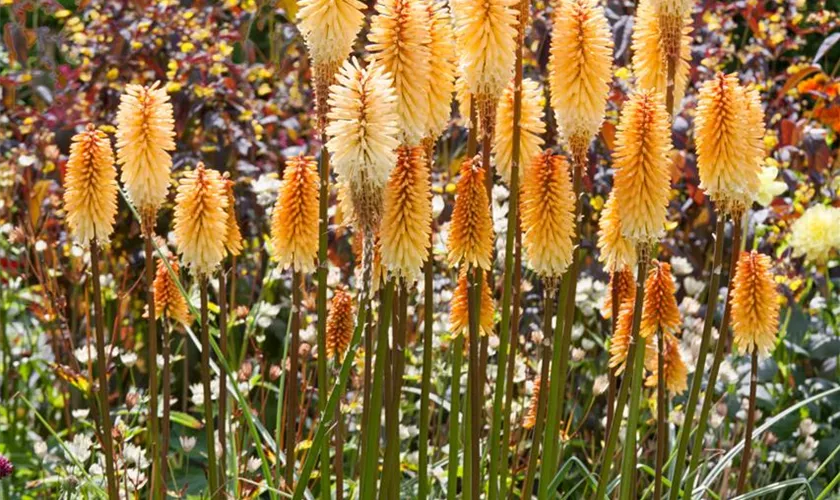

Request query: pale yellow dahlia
[
  {"left": 424, "top": 0, "right": 457, "bottom": 140},
  {"left": 695, "top": 73, "right": 765, "bottom": 215},
  {"left": 173, "top": 163, "right": 229, "bottom": 276},
  {"left": 326, "top": 287, "right": 354, "bottom": 360},
  {"left": 632, "top": 0, "right": 691, "bottom": 113},
  {"left": 380, "top": 146, "right": 432, "bottom": 281},
  {"left": 222, "top": 176, "right": 243, "bottom": 257},
  {"left": 520, "top": 152, "right": 575, "bottom": 278},
  {"left": 454, "top": 0, "right": 519, "bottom": 102},
  {"left": 297, "top": 0, "right": 365, "bottom": 70},
  {"left": 613, "top": 90, "right": 672, "bottom": 245},
  {"left": 789, "top": 204, "right": 840, "bottom": 265},
  {"left": 115, "top": 82, "right": 175, "bottom": 217},
  {"left": 601, "top": 266, "right": 636, "bottom": 320},
  {"left": 640, "top": 260, "right": 681, "bottom": 338},
  {"left": 645, "top": 331, "right": 687, "bottom": 395},
  {"left": 731, "top": 251, "right": 780, "bottom": 356},
  {"left": 493, "top": 78, "right": 546, "bottom": 185},
  {"left": 270, "top": 156, "right": 321, "bottom": 273},
  {"left": 449, "top": 267, "right": 495, "bottom": 337},
  {"left": 367, "top": 0, "right": 431, "bottom": 144},
  {"left": 63, "top": 124, "right": 118, "bottom": 245},
  {"left": 153, "top": 256, "right": 192, "bottom": 326},
  {"left": 597, "top": 191, "right": 638, "bottom": 272},
  {"left": 549, "top": 0, "right": 614, "bottom": 160},
  {"left": 608, "top": 298, "right": 635, "bottom": 374},
  {"left": 447, "top": 157, "right": 495, "bottom": 270}
]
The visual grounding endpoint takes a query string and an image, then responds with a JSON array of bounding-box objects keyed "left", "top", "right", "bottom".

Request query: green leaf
[{"left": 170, "top": 411, "right": 203, "bottom": 429}]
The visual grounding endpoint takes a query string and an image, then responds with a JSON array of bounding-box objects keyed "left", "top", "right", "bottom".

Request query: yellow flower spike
[
  {"left": 645, "top": 331, "right": 687, "bottom": 395},
  {"left": 115, "top": 82, "right": 175, "bottom": 219},
  {"left": 222, "top": 175, "right": 243, "bottom": 257},
  {"left": 380, "top": 146, "right": 432, "bottom": 281},
  {"left": 632, "top": 0, "right": 691, "bottom": 113},
  {"left": 608, "top": 298, "right": 635, "bottom": 374},
  {"left": 695, "top": 73, "right": 766, "bottom": 215},
  {"left": 270, "top": 156, "right": 321, "bottom": 273},
  {"left": 522, "top": 376, "right": 542, "bottom": 430},
  {"left": 597, "top": 191, "right": 639, "bottom": 272},
  {"left": 789, "top": 204, "right": 840, "bottom": 265},
  {"left": 326, "top": 287, "right": 355, "bottom": 360},
  {"left": 640, "top": 260, "right": 681, "bottom": 339},
  {"left": 520, "top": 152, "right": 576, "bottom": 278},
  {"left": 549, "top": 0, "right": 614, "bottom": 161},
  {"left": 153, "top": 257, "right": 192, "bottom": 326},
  {"left": 63, "top": 124, "right": 118, "bottom": 245},
  {"left": 297, "top": 0, "right": 365, "bottom": 70},
  {"left": 447, "top": 157, "right": 495, "bottom": 270},
  {"left": 173, "top": 163, "right": 229, "bottom": 276},
  {"left": 493, "top": 78, "right": 546, "bottom": 185},
  {"left": 731, "top": 251, "right": 781, "bottom": 356},
  {"left": 424, "top": 0, "right": 457, "bottom": 140},
  {"left": 601, "top": 266, "right": 636, "bottom": 320},
  {"left": 613, "top": 89, "right": 672, "bottom": 245},
  {"left": 367, "top": 0, "right": 432, "bottom": 145},
  {"left": 449, "top": 267, "right": 496, "bottom": 339}
]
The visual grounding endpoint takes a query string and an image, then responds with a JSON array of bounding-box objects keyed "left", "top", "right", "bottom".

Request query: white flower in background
[
  {"left": 71, "top": 409, "right": 90, "bottom": 419},
  {"left": 255, "top": 302, "right": 282, "bottom": 329},
  {"left": 34, "top": 240, "right": 47, "bottom": 252},
  {"left": 190, "top": 383, "right": 205, "bottom": 406},
  {"left": 34, "top": 440, "right": 48, "bottom": 458},
  {"left": 74, "top": 345, "right": 97, "bottom": 364},
  {"left": 581, "top": 337, "right": 596, "bottom": 351},
  {"left": 180, "top": 436, "right": 196, "bottom": 453},
  {"left": 683, "top": 276, "right": 705, "bottom": 297},
  {"left": 809, "top": 295, "right": 826, "bottom": 312},
  {"left": 593, "top": 374, "right": 609, "bottom": 396},
  {"left": 126, "top": 467, "right": 148, "bottom": 489},
  {"left": 755, "top": 165, "right": 786, "bottom": 207},
  {"left": 670, "top": 408, "right": 685, "bottom": 426},
  {"left": 432, "top": 195, "right": 445, "bottom": 218},
  {"left": 247, "top": 456, "right": 261, "bottom": 473},
  {"left": 156, "top": 354, "right": 165, "bottom": 370},
  {"left": 799, "top": 418, "right": 817, "bottom": 437},
  {"left": 253, "top": 173, "right": 282, "bottom": 208},
  {"left": 679, "top": 296, "right": 701, "bottom": 316},
  {"left": 571, "top": 324, "right": 584, "bottom": 342},
  {"left": 796, "top": 436, "right": 818, "bottom": 461},
  {"left": 571, "top": 347, "right": 585, "bottom": 362},
  {"left": 121, "top": 351, "right": 138, "bottom": 367},
  {"left": 123, "top": 443, "right": 150, "bottom": 469},
  {"left": 65, "top": 433, "right": 94, "bottom": 463},
  {"left": 670, "top": 256, "right": 693, "bottom": 275}
]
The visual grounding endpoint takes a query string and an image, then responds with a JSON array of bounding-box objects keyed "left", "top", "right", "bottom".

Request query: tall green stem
[
  {"left": 467, "top": 268, "right": 483, "bottom": 500},
  {"left": 418, "top": 184, "right": 435, "bottom": 500},
  {"left": 217, "top": 269, "right": 228, "bottom": 493},
  {"left": 654, "top": 328, "right": 666, "bottom": 500},
  {"left": 668, "top": 214, "right": 727, "bottom": 500},
  {"left": 285, "top": 271, "right": 303, "bottom": 488},
  {"left": 736, "top": 350, "right": 758, "bottom": 494},
  {"left": 447, "top": 334, "right": 465, "bottom": 500},
  {"left": 499, "top": 219, "right": 522, "bottom": 498},
  {"left": 144, "top": 224, "right": 161, "bottom": 500},
  {"left": 383, "top": 281, "right": 407, "bottom": 499},
  {"left": 199, "top": 276, "right": 219, "bottom": 498},
  {"left": 90, "top": 240, "right": 118, "bottom": 500},
  {"left": 316, "top": 141, "right": 331, "bottom": 500}
]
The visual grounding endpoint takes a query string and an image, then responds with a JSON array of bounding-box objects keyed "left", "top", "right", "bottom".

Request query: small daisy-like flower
[
  {"left": 522, "top": 376, "right": 542, "bottom": 429},
  {"left": 608, "top": 298, "right": 635, "bottom": 374},
  {"left": 695, "top": 73, "right": 765, "bottom": 215},
  {"left": 640, "top": 260, "right": 681, "bottom": 338},
  {"left": 326, "top": 287, "right": 354, "bottom": 360},
  {"left": 601, "top": 266, "right": 636, "bottom": 320},
  {"left": 613, "top": 90, "right": 672, "bottom": 245},
  {"left": 731, "top": 251, "right": 781, "bottom": 356},
  {"left": 645, "top": 331, "right": 687, "bottom": 395},
  {"left": 632, "top": 0, "right": 691, "bottom": 113},
  {"left": 173, "top": 163, "right": 228, "bottom": 276},
  {"left": 789, "top": 204, "right": 840, "bottom": 265},
  {"left": 380, "top": 146, "right": 432, "bottom": 281},
  {"left": 270, "top": 156, "right": 320, "bottom": 273},
  {"left": 493, "top": 78, "right": 546, "bottom": 185},
  {"left": 447, "top": 157, "right": 495, "bottom": 270},
  {"left": 222, "top": 176, "right": 243, "bottom": 257},
  {"left": 154, "top": 257, "right": 192, "bottom": 325},
  {"left": 549, "top": 0, "right": 613, "bottom": 160},
  {"left": 520, "top": 152, "right": 576, "bottom": 278},
  {"left": 115, "top": 82, "right": 175, "bottom": 218},
  {"left": 63, "top": 124, "right": 118, "bottom": 245},
  {"left": 424, "top": 0, "right": 457, "bottom": 140},
  {"left": 367, "top": 0, "right": 432, "bottom": 144},
  {"left": 597, "top": 191, "right": 638, "bottom": 272},
  {"left": 449, "top": 267, "right": 495, "bottom": 338}
]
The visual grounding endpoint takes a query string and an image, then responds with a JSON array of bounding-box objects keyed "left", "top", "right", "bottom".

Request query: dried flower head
[
  {"left": 326, "top": 58, "right": 400, "bottom": 231},
  {"left": 493, "top": 78, "right": 546, "bottom": 185},
  {"left": 522, "top": 376, "right": 542, "bottom": 429},
  {"left": 447, "top": 157, "right": 495, "bottom": 270},
  {"left": 270, "top": 156, "right": 320, "bottom": 273},
  {"left": 154, "top": 257, "right": 192, "bottom": 325},
  {"left": 297, "top": 0, "right": 365, "bottom": 70},
  {"left": 790, "top": 205, "right": 840, "bottom": 265},
  {"left": 454, "top": 0, "right": 519, "bottom": 101},
  {"left": 222, "top": 176, "right": 243, "bottom": 257},
  {"left": 115, "top": 82, "right": 175, "bottom": 217},
  {"left": 380, "top": 146, "right": 432, "bottom": 281},
  {"left": 632, "top": 0, "right": 691, "bottom": 113},
  {"left": 695, "top": 73, "right": 765, "bottom": 215},
  {"left": 367, "top": 0, "right": 432, "bottom": 144},
  {"left": 173, "top": 163, "right": 228, "bottom": 276},
  {"left": 731, "top": 251, "right": 781, "bottom": 356},
  {"left": 645, "top": 331, "right": 687, "bottom": 395},
  {"left": 521, "top": 152, "right": 576, "bottom": 278},
  {"left": 449, "top": 267, "right": 495, "bottom": 338},
  {"left": 597, "top": 191, "right": 638, "bottom": 272},
  {"left": 601, "top": 266, "right": 636, "bottom": 320},
  {"left": 613, "top": 90, "right": 672, "bottom": 245},
  {"left": 63, "top": 124, "right": 118, "bottom": 245},
  {"left": 326, "top": 287, "right": 355, "bottom": 360},
  {"left": 608, "top": 299, "right": 635, "bottom": 374},
  {"left": 640, "top": 260, "right": 681, "bottom": 338},
  {"left": 549, "top": 0, "right": 614, "bottom": 160},
  {"left": 424, "top": 0, "right": 457, "bottom": 140}
]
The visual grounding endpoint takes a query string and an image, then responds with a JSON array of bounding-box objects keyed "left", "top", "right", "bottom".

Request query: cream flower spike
[
  {"left": 368, "top": 0, "right": 432, "bottom": 145},
  {"left": 493, "top": 78, "right": 546, "bottom": 185},
  {"left": 423, "top": 0, "right": 457, "bottom": 140},
  {"left": 173, "top": 163, "right": 229, "bottom": 276},
  {"left": 297, "top": 0, "right": 366, "bottom": 72}
]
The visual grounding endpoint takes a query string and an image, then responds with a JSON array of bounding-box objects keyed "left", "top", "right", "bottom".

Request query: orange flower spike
[
  {"left": 522, "top": 376, "right": 543, "bottom": 430},
  {"left": 640, "top": 260, "right": 681, "bottom": 338},
  {"left": 424, "top": 0, "right": 457, "bottom": 140},
  {"left": 222, "top": 176, "right": 243, "bottom": 257},
  {"left": 270, "top": 156, "right": 321, "bottom": 273},
  {"left": 449, "top": 268, "right": 495, "bottom": 338},
  {"left": 153, "top": 257, "right": 192, "bottom": 326},
  {"left": 645, "top": 331, "right": 687, "bottom": 395},
  {"left": 447, "top": 157, "right": 494, "bottom": 271},
  {"left": 597, "top": 191, "right": 638, "bottom": 273},
  {"left": 326, "top": 287, "right": 355, "bottom": 360},
  {"left": 601, "top": 266, "right": 637, "bottom": 320},
  {"left": 493, "top": 78, "right": 546, "bottom": 185},
  {"left": 731, "top": 251, "right": 781, "bottom": 356},
  {"left": 173, "top": 163, "right": 229, "bottom": 276},
  {"left": 608, "top": 299, "right": 635, "bottom": 374}
]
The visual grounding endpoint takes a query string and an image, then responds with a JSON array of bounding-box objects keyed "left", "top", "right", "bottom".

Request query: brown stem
[
  {"left": 285, "top": 270, "right": 303, "bottom": 488},
  {"left": 218, "top": 269, "right": 229, "bottom": 492},
  {"left": 654, "top": 328, "right": 666, "bottom": 500},
  {"left": 606, "top": 274, "right": 620, "bottom": 442},
  {"left": 333, "top": 352, "right": 345, "bottom": 500},
  {"left": 162, "top": 311, "right": 172, "bottom": 494},
  {"left": 736, "top": 350, "right": 759, "bottom": 494},
  {"left": 199, "top": 276, "right": 219, "bottom": 498},
  {"left": 143, "top": 221, "right": 162, "bottom": 500}
]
